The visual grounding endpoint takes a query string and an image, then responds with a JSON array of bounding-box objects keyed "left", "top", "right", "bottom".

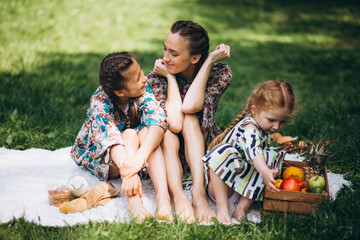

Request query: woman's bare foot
[
  {"left": 232, "top": 209, "right": 246, "bottom": 222},
  {"left": 155, "top": 195, "right": 173, "bottom": 222},
  {"left": 192, "top": 192, "right": 216, "bottom": 223},
  {"left": 216, "top": 208, "right": 232, "bottom": 224},
  {"left": 173, "top": 192, "right": 195, "bottom": 224},
  {"left": 127, "top": 196, "right": 151, "bottom": 221}
]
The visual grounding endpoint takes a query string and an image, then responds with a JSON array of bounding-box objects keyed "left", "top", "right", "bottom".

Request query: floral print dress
[
  {"left": 202, "top": 115, "right": 286, "bottom": 201},
  {"left": 70, "top": 84, "right": 167, "bottom": 180},
  {"left": 146, "top": 62, "right": 232, "bottom": 148}
]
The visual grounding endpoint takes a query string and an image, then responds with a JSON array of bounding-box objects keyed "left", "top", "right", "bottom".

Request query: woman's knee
[
  {"left": 162, "top": 130, "right": 180, "bottom": 150},
  {"left": 183, "top": 114, "right": 200, "bottom": 131}
]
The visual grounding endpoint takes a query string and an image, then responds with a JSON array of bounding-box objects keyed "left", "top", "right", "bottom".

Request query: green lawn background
[{"left": 1, "top": 0, "right": 359, "bottom": 239}]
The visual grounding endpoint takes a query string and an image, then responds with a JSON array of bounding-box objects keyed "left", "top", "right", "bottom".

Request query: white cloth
[{"left": 0, "top": 147, "right": 351, "bottom": 226}]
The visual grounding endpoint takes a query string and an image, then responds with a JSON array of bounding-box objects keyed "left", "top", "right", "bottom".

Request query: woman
[{"left": 147, "top": 20, "right": 232, "bottom": 223}]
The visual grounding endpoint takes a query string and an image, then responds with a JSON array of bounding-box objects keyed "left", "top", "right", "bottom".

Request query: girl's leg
[
  {"left": 182, "top": 114, "right": 216, "bottom": 223},
  {"left": 110, "top": 129, "right": 150, "bottom": 221},
  {"left": 162, "top": 130, "right": 195, "bottom": 223},
  {"left": 232, "top": 197, "right": 253, "bottom": 222},
  {"left": 208, "top": 169, "right": 234, "bottom": 224},
  {"left": 138, "top": 127, "right": 173, "bottom": 221}
]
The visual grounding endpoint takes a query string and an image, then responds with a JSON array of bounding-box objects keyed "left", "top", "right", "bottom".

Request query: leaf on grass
[
  {"left": 10, "top": 109, "right": 18, "bottom": 122},
  {"left": 6, "top": 134, "right": 13, "bottom": 145},
  {"left": 47, "top": 132, "right": 55, "bottom": 138}
]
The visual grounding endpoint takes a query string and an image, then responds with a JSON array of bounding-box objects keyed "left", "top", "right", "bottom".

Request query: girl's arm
[
  {"left": 119, "top": 125, "right": 164, "bottom": 179},
  {"left": 238, "top": 124, "right": 279, "bottom": 193},
  {"left": 252, "top": 154, "right": 280, "bottom": 193},
  {"left": 182, "top": 44, "right": 230, "bottom": 114},
  {"left": 153, "top": 59, "right": 183, "bottom": 133}
]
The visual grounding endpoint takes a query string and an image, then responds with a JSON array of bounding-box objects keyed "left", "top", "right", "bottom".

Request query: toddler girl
[
  {"left": 71, "top": 52, "right": 172, "bottom": 221},
  {"left": 202, "top": 80, "right": 295, "bottom": 223}
]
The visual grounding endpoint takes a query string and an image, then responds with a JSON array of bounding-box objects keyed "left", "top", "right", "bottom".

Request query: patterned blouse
[
  {"left": 146, "top": 62, "right": 232, "bottom": 147},
  {"left": 70, "top": 84, "right": 167, "bottom": 180}
]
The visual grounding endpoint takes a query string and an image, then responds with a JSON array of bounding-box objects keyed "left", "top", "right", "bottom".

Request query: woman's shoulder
[
  {"left": 209, "top": 62, "right": 232, "bottom": 84},
  {"left": 211, "top": 62, "right": 232, "bottom": 74}
]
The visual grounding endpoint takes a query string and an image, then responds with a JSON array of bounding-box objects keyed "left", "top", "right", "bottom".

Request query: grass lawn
[{"left": 1, "top": 0, "right": 359, "bottom": 239}]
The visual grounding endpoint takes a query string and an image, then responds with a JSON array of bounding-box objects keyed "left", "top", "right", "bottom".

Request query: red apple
[{"left": 280, "top": 177, "right": 306, "bottom": 192}]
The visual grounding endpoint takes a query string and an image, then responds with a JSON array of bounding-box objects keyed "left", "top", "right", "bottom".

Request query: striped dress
[{"left": 202, "top": 115, "right": 286, "bottom": 200}]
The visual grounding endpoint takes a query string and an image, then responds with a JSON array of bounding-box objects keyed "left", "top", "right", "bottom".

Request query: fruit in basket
[
  {"left": 274, "top": 179, "right": 283, "bottom": 188},
  {"left": 282, "top": 166, "right": 304, "bottom": 182},
  {"left": 307, "top": 175, "right": 325, "bottom": 193},
  {"left": 309, "top": 187, "right": 323, "bottom": 193},
  {"left": 280, "top": 177, "right": 305, "bottom": 192},
  {"left": 304, "top": 139, "right": 336, "bottom": 172}
]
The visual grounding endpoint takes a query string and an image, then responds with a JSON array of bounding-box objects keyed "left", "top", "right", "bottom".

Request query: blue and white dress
[{"left": 71, "top": 84, "right": 167, "bottom": 180}]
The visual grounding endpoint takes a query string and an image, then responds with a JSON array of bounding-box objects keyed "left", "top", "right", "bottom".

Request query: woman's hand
[
  {"left": 208, "top": 43, "right": 231, "bottom": 64},
  {"left": 153, "top": 59, "right": 172, "bottom": 78},
  {"left": 121, "top": 174, "right": 143, "bottom": 197},
  {"left": 119, "top": 152, "right": 146, "bottom": 179},
  {"left": 262, "top": 168, "right": 280, "bottom": 193}
]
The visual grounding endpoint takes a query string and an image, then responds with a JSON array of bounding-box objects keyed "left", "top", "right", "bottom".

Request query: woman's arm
[
  {"left": 182, "top": 44, "right": 230, "bottom": 114},
  {"left": 153, "top": 59, "right": 184, "bottom": 133}
]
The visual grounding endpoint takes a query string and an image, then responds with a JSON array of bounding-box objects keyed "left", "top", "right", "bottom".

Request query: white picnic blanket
[{"left": 0, "top": 147, "right": 351, "bottom": 227}]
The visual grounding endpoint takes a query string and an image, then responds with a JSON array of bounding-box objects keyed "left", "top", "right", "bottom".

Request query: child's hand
[
  {"left": 119, "top": 153, "right": 146, "bottom": 179},
  {"left": 262, "top": 169, "right": 280, "bottom": 193},
  {"left": 153, "top": 59, "right": 173, "bottom": 78},
  {"left": 208, "top": 43, "right": 230, "bottom": 64},
  {"left": 121, "top": 174, "right": 143, "bottom": 197}
]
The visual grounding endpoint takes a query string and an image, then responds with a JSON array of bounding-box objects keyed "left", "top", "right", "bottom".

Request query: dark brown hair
[
  {"left": 99, "top": 52, "right": 139, "bottom": 128},
  {"left": 170, "top": 20, "right": 209, "bottom": 75},
  {"left": 208, "top": 80, "right": 295, "bottom": 150}
]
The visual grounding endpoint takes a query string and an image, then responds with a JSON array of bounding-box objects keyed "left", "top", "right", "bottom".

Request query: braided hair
[
  {"left": 208, "top": 80, "right": 295, "bottom": 150},
  {"left": 170, "top": 20, "right": 209, "bottom": 75},
  {"left": 99, "top": 52, "right": 140, "bottom": 128}
]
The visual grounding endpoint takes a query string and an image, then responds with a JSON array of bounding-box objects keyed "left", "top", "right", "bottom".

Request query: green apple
[
  {"left": 307, "top": 175, "right": 325, "bottom": 192},
  {"left": 310, "top": 186, "right": 324, "bottom": 193}
]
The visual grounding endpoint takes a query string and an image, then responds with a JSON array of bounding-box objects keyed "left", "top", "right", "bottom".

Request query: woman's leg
[
  {"left": 109, "top": 129, "right": 150, "bottom": 221},
  {"left": 207, "top": 169, "right": 235, "bottom": 224},
  {"left": 162, "top": 130, "right": 195, "bottom": 223},
  {"left": 182, "top": 114, "right": 216, "bottom": 223},
  {"left": 138, "top": 127, "right": 173, "bottom": 221}
]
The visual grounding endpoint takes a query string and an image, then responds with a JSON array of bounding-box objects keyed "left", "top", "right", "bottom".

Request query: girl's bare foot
[
  {"left": 216, "top": 208, "right": 232, "bottom": 224},
  {"left": 192, "top": 192, "right": 216, "bottom": 223},
  {"left": 174, "top": 192, "right": 195, "bottom": 224},
  {"left": 232, "top": 209, "right": 246, "bottom": 222},
  {"left": 127, "top": 196, "right": 151, "bottom": 221}
]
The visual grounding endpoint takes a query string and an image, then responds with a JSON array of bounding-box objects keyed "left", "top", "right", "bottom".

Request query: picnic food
[
  {"left": 274, "top": 179, "right": 283, "bottom": 188},
  {"left": 280, "top": 177, "right": 305, "bottom": 192},
  {"left": 282, "top": 166, "right": 304, "bottom": 182},
  {"left": 67, "top": 175, "right": 89, "bottom": 197},
  {"left": 307, "top": 175, "right": 325, "bottom": 193},
  {"left": 59, "top": 182, "right": 120, "bottom": 213},
  {"left": 305, "top": 139, "right": 336, "bottom": 172},
  {"left": 48, "top": 186, "right": 72, "bottom": 206}
]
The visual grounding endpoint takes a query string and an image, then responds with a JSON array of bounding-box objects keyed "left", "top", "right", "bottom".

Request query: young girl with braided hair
[
  {"left": 202, "top": 80, "right": 295, "bottom": 223},
  {"left": 71, "top": 52, "right": 172, "bottom": 221}
]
